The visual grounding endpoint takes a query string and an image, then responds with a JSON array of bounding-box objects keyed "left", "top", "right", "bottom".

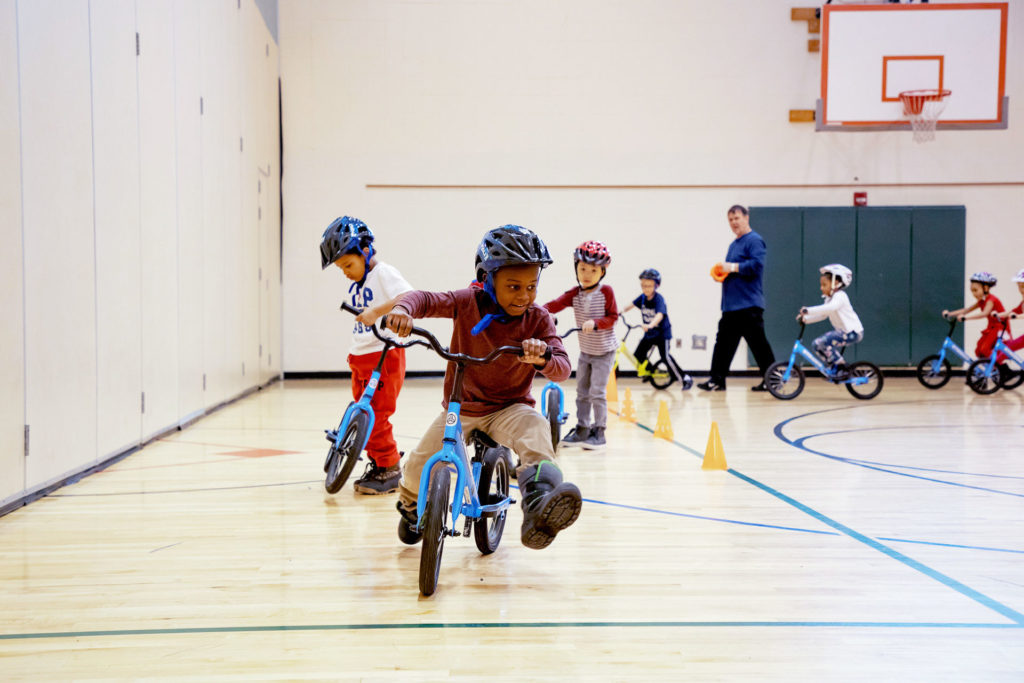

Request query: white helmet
[
  {"left": 1013, "top": 269, "right": 1024, "bottom": 284},
  {"left": 820, "top": 263, "right": 853, "bottom": 289}
]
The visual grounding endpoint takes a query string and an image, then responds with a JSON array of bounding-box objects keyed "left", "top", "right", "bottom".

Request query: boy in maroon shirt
[{"left": 385, "top": 225, "right": 582, "bottom": 550}]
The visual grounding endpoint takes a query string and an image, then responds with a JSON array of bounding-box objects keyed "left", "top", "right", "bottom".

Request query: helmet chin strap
[
  {"left": 471, "top": 271, "right": 513, "bottom": 335},
  {"left": 355, "top": 244, "right": 375, "bottom": 287}
]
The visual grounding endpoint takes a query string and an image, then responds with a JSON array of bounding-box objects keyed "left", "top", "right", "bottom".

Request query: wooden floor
[{"left": 2, "top": 376, "right": 1023, "bottom": 681}]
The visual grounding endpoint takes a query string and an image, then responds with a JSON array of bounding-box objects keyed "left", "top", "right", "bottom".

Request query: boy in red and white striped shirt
[{"left": 544, "top": 241, "right": 619, "bottom": 449}]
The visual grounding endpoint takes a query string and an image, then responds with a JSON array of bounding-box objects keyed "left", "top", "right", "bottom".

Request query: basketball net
[{"left": 899, "top": 89, "right": 951, "bottom": 143}]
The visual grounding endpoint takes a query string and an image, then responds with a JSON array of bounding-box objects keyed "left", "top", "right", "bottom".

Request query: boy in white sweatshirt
[{"left": 798, "top": 263, "right": 864, "bottom": 380}]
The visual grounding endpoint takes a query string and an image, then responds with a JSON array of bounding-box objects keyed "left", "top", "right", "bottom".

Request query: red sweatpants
[
  {"left": 348, "top": 347, "right": 406, "bottom": 468},
  {"left": 976, "top": 329, "right": 1000, "bottom": 359}
]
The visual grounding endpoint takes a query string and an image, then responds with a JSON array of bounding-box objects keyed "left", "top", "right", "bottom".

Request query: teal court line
[
  {"left": 629, "top": 409, "right": 1024, "bottom": 626},
  {"left": 2, "top": 621, "right": 1021, "bottom": 641}
]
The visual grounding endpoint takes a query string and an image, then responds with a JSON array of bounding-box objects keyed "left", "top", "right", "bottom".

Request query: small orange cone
[
  {"left": 607, "top": 369, "right": 619, "bottom": 411},
  {"left": 702, "top": 421, "right": 728, "bottom": 470},
  {"left": 653, "top": 400, "right": 673, "bottom": 440},
  {"left": 619, "top": 387, "right": 637, "bottom": 422}
]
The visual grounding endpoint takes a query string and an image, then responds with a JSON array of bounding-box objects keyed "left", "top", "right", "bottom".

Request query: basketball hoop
[{"left": 899, "top": 89, "right": 951, "bottom": 143}]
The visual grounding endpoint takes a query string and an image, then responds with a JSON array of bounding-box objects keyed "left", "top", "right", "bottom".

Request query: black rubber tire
[
  {"left": 1000, "top": 365, "right": 1024, "bottom": 390},
  {"left": 648, "top": 359, "right": 675, "bottom": 390},
  {"left": 419, "top": 463, "right": 450, "bottom": 597},
  {"left": 473, "top": 448, "right": 510, "bottom": 555},
  {"left": 544, "top": 387, "right": 561, "bottom": 449},
  {"left": 324, "top": 411, "right": 369, "bottom": 494},
  {"left": 765, "top": 361, "right": 805, "bottom": 400},
  {"left": 845, "top": 361, "right": 884, "bottom": 400},
  {"left": 916, "top": 354, "right": 951, "bottom": 389},
  {"left": 966, "top": 359, "right": 1002, "bottom": 395}
]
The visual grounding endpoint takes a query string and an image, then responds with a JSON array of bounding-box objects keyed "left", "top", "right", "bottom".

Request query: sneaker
[
  {"left": 353, "top": 462, "right": 401, "bottom": 494},
  {"left": 750, "top": 381, "right": 769, "bottom": 392},
  {"left": 697, "top": 380, "right": 725, "bottom": 391},
  {"left": 681, "top": 374, "right": 694, "bottom": 391},
  {"left": 560, "top": 425, "right": 591, "bottom": 447},
  {"left": 581, "top": 426, "right": 606, "bottom": 450},
  {"left": 396, "top": 501, "right": 422, "bottom": 545},
  {"left": 832, "top": 366, "right": 850, "bottom": 382},
  {"left": 519, "top": 461, "right": 582, "bottom": 550}
]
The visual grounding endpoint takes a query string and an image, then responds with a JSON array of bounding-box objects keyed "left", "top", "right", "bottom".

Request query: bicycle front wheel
[
  {"left": 845, "top": 362, "right": 884, "bottom": 400},
  {"left": 966, "top": 359, "right": 1002, "bottom": 395},
  {"left": 473, "top": 447, "right": 510, "bottom": 555},
  {"left": 324, "top": 411, "right": 369, "bottom": 494},
  {"left": 915, "top": 354, "right": 951, "bottom": 389},
  {"left": 648, "top": 359, "right": 675, "bottom": 390},
  {"left": 419, "top": 463, "right": 451, "bottom": 596},
  {"left": 765, "top": 361, "right": 804, "bottom": 400}
]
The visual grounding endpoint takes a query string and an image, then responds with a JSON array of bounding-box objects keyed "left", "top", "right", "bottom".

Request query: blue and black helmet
[
  {"left": 320, "top": 216, "right": 375, "bottom": 270},
  {"left": 474, "top": 225, "right": 553, "bottom": 283},
  {"left": 639, "top": 268, "right": 661, "bottom": 286}
]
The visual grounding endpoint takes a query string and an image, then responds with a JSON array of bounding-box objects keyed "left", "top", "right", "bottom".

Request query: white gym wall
[
  {"left": 1, "top": 0, "right": 282, "bottom": 508},
  {"left": 279, "top": 0, "right": 1022, "bottom": 373}
]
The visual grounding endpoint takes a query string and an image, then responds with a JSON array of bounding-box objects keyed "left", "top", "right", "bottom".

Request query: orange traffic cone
[
  {"left": 702, "top": 421, "right": 728, "bottom": 470},
  {"left": 607, "top": 369, "right": 619, "bottom": 411},
  {"left": 619, "top": 387, "right": 637, "bottom": 422},
  {"left": 653, "top": 400, "right": 674, "bottom": 440}
]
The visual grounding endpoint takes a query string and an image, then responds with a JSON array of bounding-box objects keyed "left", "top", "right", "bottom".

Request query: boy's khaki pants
[{"left": 398, "top": 402, "right": 556, "bottom": 509}]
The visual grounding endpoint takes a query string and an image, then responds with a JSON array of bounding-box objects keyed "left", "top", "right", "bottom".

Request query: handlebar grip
[{"left": 340, "top": 302, "right": 359, "bottom": 315}]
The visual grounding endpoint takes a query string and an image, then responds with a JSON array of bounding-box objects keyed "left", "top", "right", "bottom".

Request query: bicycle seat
[{"left": 468, "top": 430, "right": 500, "bottom": 449}]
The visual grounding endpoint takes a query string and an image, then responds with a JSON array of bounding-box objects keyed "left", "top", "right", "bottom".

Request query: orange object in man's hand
[{"left": 710, "top": 264, "right": 728, "bottom": 282}]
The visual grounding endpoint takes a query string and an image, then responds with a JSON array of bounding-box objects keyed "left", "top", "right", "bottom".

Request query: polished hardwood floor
[{"left": 2, "top": 376, "right": 1023, "bottom": 681}]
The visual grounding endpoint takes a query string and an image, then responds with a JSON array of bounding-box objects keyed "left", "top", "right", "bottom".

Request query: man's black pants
[{"left": 709, "top": 306, "right": 775, "bottom": 385}]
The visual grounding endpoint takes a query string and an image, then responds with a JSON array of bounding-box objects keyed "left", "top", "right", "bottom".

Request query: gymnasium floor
[{"left": 1, "top": 376, "right": 1023, "bottom": 680}]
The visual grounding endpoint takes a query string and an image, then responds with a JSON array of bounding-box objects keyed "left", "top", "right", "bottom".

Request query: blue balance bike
[
  {"left": 322, "top": 302, "right": 420, "bottom": 494},
  {"left": 916, "top": 314, "right": 974, "bottom": 389},
  {"left": 374, "top": 317, "right": 540, "bottom": 596},
  {"left": 965, "top": 318, "right": 1024, "bottom": 395},
  {"left": 764, "top": 322, "right": 884, "bottom": 400},
  {"left": 539, "top": 326, "right": 580, "bottom": 449}
]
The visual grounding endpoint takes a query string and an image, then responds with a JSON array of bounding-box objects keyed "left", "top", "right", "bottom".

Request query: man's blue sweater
[{"left": 721, "top": 230, "right": 767, "bottom": 312}]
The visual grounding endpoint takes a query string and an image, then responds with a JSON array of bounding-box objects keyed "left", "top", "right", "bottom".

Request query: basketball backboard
[{"left": 819, "top": 2, "right": 1008, "bottom": 131}]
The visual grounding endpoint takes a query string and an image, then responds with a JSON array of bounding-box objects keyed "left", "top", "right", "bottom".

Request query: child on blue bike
[
  {"left": 543, "top": 240, "right": 619, "bottom": 449},
  {"left": 385, "top": 225, "right": 581, "bottom": 550},
  {"left": 797, "top": 264, "right": 863, "bottom": 380},
  {"left": 320, "top": 216, "right": 414, "bottom": 494}
]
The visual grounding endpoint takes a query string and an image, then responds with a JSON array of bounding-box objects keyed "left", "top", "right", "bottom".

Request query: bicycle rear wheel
[
  {"left": 324, "top": 411, "right": 369, "bottom": 494},
  {"left": 473, "top": 448, "right": 510, "bottom": 554},
  {"left": 966, "top": 359, "right": 1002, "bottom": 395},
  {"left": 765, "top": 361, "right": 804, "bottom": 400},
  {"left": 648, "top": 359, "right": 675, "bottom": 390},
  {"left": 915, "top": 354, "right": 951, "bottom": 389},
  {"left": 419, "top": 463, "right": 451, "bottom": 596},
  {"left": 543, "top": 386, "right": 562, "bottom": 448},
  {"left": 845, "top": 362, "right": 884, "bottom": 400},
  {"left": 1000, "top": 364, "right": 1023, "bottom": 390}
]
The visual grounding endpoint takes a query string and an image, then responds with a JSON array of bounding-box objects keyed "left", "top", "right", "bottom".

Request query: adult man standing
[{"left": 698, "top": 205, "right": 776, "bottom": 392}]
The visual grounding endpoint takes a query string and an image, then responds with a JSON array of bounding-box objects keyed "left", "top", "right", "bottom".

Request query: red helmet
[{"left": 574, "top": 240, "right": 611, "bottom": 266}]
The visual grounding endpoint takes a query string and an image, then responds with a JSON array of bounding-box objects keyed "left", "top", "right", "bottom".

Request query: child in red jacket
[{"left": 386, "top": 225, "right": 581, "bottom": 550}]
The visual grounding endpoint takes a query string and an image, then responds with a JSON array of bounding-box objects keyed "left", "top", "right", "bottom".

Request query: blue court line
[
  {"left": 790, "top": 435, "right": 1024, "bottom": 498},
  {"left": 2, "top": 620, "right": 1020, "bottom": 641},
  {"left": 631, "top": 416, "right": 1024, "bottom": 626}
]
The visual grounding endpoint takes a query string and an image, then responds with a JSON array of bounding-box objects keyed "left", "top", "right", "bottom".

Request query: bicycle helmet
[
  {"left": 1013, "top": 269, "right": 1024, "bottom": 284},
  {"left": 474, "top": 225, "right": 553, "bottom": 282},
  {"left": 573, "top": 240, "right": 611, "bottom": 267},
  {"left": 639, "top": 268, "right": 661, "bottom": 286},
  {"left": 320, "top": 216, "right": 375, "bottom": 270},
  {"left": 819, "top": 263, "right": 853, "bottom": 290},
  {"left": 970, "top": 271, "right": 997, "bottom": 286}
]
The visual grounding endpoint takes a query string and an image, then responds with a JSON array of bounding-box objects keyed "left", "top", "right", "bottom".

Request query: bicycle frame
[
  {"left": 778, "top": 326, "right": 870, "bottom": 386},
  {"left": 929, "top": 318, "right": 973, "bottom": 369},
  {"left": 325, "top": 352, "right": 383, "bottom": 450},
  {"left": 975, "top": 327, "right": 1024, "bottom": 375},
  {"left": 415, "top": 400, "right": 511, "bottom": 532},
  {"left": 612, "top": 319, "right": 657, "bottom": 377},
  {"left": 539, "top": 383, "right": 568, "bottom": 423}
]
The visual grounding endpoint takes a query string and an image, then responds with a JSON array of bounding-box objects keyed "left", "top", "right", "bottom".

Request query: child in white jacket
[{"left": 798, "top": 264, "right": 864, "bottom": 379}]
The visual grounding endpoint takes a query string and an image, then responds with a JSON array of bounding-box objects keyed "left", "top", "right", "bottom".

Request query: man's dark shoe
[
  {"left": 697, "top": 380, "right": 726, "bottom": 391},
  {"left": 396, "top": 501, "right": 422, "bottom": 545},
  {"left": 750, "top": 381, "right": 769, "bottom": 392}
]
